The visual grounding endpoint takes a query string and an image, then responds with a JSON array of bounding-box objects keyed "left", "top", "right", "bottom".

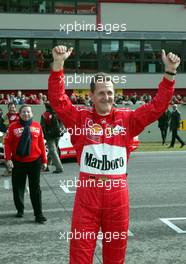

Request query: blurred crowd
[
  {"left": 69, "top": 92, "right": 186, "bottom": 106},
  {"left": 0, "top": 91, "right": 186, "bottom": 106},
  {"left": 0, "top": 91, "right": 48, "bottom": 105}
]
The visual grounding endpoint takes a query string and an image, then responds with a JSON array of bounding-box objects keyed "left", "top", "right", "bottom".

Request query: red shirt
[
  {"left": 4, "top": 120, "right": 47, "bottom": 163},
  {"left": 6, "top": 112, "right": 19, "bottom": 124}
]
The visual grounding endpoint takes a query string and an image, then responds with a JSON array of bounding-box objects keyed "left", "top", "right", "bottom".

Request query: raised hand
[
  {"left": 52, "top": 45, "right": 73, "bottom": 71},
  {"left": 53, "top": 46, "right": 73, "bottom": 62},
  {"left": 162, "top": 49, "right": 181, "bottom": 73}
]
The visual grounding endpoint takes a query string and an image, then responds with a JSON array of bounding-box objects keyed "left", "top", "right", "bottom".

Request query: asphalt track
[{"left": 0, "top": 151, "right": 186, "bottom": 264}]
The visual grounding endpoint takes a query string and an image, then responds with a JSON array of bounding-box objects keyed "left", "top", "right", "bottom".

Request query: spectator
[
  {"left": 143, "top": 94, "right": 152, "bottom": 103},
  {"left": 77, "top": 95, "right": 85, "bottom": 104},
  {"left": 5, "top": 94, "right": 11, "bottom": 104},
  {"left": 175, "top": 94, "right": 183, "bottom": 104},
  {"left": 10, "top": 93, "right": 18, "bottom": 105},
  {"left": 4, "top": 104, "right": 47, "bottom": 223},
  {"left": 0, "top": 93, "right": 8, "bottom": 104},
  {"left": 84, "top": 94, "right": 91, "bottom": 106},
  {"left": 0, "top": 108, "right": 7, "bottom": 133},
  {"left": 33, "top": 94, "right": 40, "bottom": 104},
  {"left": 130, "top": 92, "right": 138, "bottom": 104},
  {"left": 20, "top": 94, "right": 26, "bottom": 105},
  {"left": 115, "top": 94, "right": 123, "bottom": 104},
  {"left": 38, "top": 93, "right": 44, "bottom": 104},
  {"left": 37, "top": 50, "right": 45, "bottom": 70},
  {"left": 171, "top": 95, "right": 181, "bottom": 105},
  {"left": 12, "top": 51, "right": 23, "bottom": 70},
  {"left": 168, "top": 104, "right": 185, "bottom": 148},
  {"left": 26, "top": 94, "right": 39, "bottom": 104},
  {"left": 4, "top": 102, "right": 19, "bottom": 128},
  {"left": 26, "top": 95, "right": 33, "bottom": 104},
  {"left": 134, "top": 96, "right": 144, "bottom": 105},
  {"left": 70, "top": 93, "right": 78, "bottom": 104},
  {"left": 40, "top": 103, "right": 64, "bottom": 173},
  {"left": 123, "top": 95, "right": 133, "bottom": 106},
  {"left": 42, "top": 94, "right": 48, "bottom": 104},
  {"left": 158, "top": 109, "right": 171, "bottom": 145},
  {"left": 2, "top": 103, "right": 19, "bottom": 176},
  {"left": 182, "top": 96, "right": 186, "bottom": 105},
  {"left": 16, "top": 90, "right": 24, "bottom": 105}
]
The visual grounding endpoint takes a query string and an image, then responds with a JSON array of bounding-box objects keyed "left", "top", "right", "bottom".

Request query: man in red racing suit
[{"left": 48, "top": 46, "right": 180, "bottom": 264}]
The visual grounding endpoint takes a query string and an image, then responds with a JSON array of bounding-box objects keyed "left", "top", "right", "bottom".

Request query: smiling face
[
  {"left": 19, "top": 106, "right": 33, "bottom": 121},
  {"left": 8, "top": 104, "right": 16, "bottom": 114},
  {"left": 90, "top": 80, "right": 114, "bottom": 115}
]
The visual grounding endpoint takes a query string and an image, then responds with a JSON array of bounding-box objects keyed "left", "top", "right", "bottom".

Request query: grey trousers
[{"left": 47, "top": 137, "right": 63, "bottom": 171}]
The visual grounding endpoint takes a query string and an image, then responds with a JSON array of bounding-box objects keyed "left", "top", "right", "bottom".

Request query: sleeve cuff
[
  {"left": 5, "top": 156, "right": 11, "bottom": 161},
  {"left": 50, "top": 69, "right": 64, "bottom": 77},
  {"left": 163, "top": 76, "right": 176, "bottom": 85},
  {"left": 42, "top": 158, "right": 48, "bottom": 164}
]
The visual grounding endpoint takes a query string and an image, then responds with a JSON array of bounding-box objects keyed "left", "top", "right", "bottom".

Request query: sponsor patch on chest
[
  {"left": 13, "top": 126, "right": 40, "bottom": 137},
  {"left": 84, "top": 118, "right": 127, "bottom": 143},
  {"left": 80, "top": 143, "right": 127, "bottom": 175}
]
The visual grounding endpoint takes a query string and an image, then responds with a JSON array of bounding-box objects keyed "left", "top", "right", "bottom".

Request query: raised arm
[
  {"left": 48, "top": 45, "right": 80, "bottom": 129},
  {"left": 129, "top": 50, "right": 180, "bottom": 137}
]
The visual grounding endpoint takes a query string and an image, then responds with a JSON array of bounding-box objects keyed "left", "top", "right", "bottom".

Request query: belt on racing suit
[{"left": 79, "top": 172, "right": 127, "bottom": 182}]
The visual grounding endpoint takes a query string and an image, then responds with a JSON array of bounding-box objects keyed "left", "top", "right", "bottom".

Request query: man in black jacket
[
  {"left": 158, "top": 109, "right": 171, "bottom": 145},
  {"left": 169, "top": 104, "right": 185, "bottom": 148},
  {"left": 41, "top": 103, "right": 64, "bottom": 173}
]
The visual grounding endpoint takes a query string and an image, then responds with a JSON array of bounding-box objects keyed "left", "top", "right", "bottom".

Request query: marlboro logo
[
  {"left": 85, "top": 152, "right": 124, "bottom": 170},
  {"left": 80, "top": 143, "right": 127, "bottom": 175}
]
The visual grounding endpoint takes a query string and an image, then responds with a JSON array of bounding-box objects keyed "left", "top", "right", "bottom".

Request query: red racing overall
[{"left": 48, "top": 70, "right": 174, "bottom": 264}]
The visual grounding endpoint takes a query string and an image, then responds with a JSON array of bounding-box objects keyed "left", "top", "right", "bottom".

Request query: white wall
[
  {"left": 2, "top": 4, "right": 185, "bottom": 33},
  {"left": 101, "top": 3, "right": 186, "bottom": 32},
  {"left": 0, "top": 73, "right": 186, "bottom": 90},
  {"left": 0, "top": 14, "right": 96, "bottom": 30}
]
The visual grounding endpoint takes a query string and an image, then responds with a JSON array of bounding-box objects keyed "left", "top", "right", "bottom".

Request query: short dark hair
[
  {"left": 44, "top": 102, "right": 53, "bottom": 112},
  {"left": 7, "top": 102, "right": 16, "bottom": 109},
  {"left": 90, "top": 72, "right": 113, "bottom": 93}
]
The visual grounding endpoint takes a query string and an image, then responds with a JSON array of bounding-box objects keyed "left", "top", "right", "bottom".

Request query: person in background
[
  {"left": 16, "top": 90, "right": 25, "bottom": 105},
  {"left": 26, "top": 94, "right": 39, "bottom": 104},
  {"left": 0, "top": 108, "right": 7, "bottom": 133},
  {"left": 42, "top": 94, "right": 48, "bottom": 104},
  {"left": 1, "top": 103, "right": 19, "bottom": 176},
  {"left": 38, "top": 93, "right": 44, "bottom": 104},
  {"left": 0, "top": 93, "right": 8, "bottom": 104},
  {"left": 4, "top": 104, "right": 47, "bottom": 224},
  {"left": 168, "top": 104, "right": 185, "bottom": 148},
  {"left": 158, "top": 108, "right": 171, "bottom": 145},
  {"left": 40, "top": 102, "right": 64, "bottom": 173},
  {"left": 37, "top": 50, "right": 45, "bottom": 70},
  {"left": 4, "top": 102, "right": 19, "bottom": 128},
  {"left": 84, "top": 94, "right": 91, "bottom": 106}
]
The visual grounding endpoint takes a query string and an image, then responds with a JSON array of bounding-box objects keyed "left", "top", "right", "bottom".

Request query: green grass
[{"left": 136, "top": 142, "right": 186, "bottom": 152}]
